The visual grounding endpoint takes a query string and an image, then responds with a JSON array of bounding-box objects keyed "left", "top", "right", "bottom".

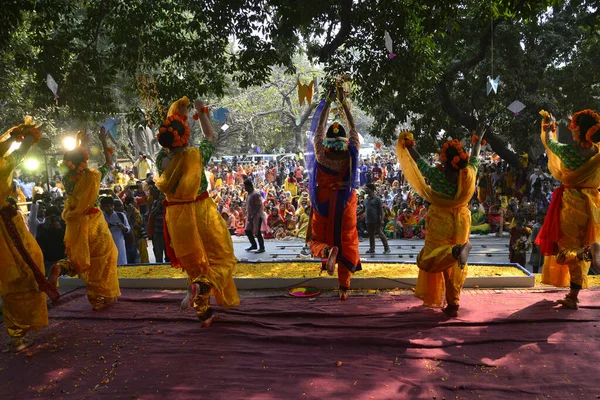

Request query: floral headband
[
  {"left": 62, "top": 147, "right": 89, "bottom": 183},
  {"left": 440, "top": 139, "right": 469, "bottom": 170},
  {"left": 568, "top": 109, "right": 600, "bottom": 149},
  {"left": 157, "top": 113, "right": 191, "bottom": 148}
]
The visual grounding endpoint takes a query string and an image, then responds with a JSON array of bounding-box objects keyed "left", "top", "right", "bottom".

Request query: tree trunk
[
  {"left": 484, "top": 131, "right": 522, "bottom": 169},
  {"left": 293, "top": 126, "right": 303, "bottom": 152}
]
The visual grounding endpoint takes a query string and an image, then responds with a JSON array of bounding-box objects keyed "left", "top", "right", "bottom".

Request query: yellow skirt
[
  {"left": 67, "top": 211, "right": 121, "bottom": 301},
  {"left": 415, "top": 205, "right": 469, "bottom": 308},
  {"left": 0, "top": 210, "right": 48, "bottom": 336},
  {"left": 165, "top": 197, "right": 239, "bottom": 309},
  {"left": 194, "top": 197, "right": 240, "bottom": 309},
  {"left": 542, "top": 189, "right": 595, "bottom": 289}
]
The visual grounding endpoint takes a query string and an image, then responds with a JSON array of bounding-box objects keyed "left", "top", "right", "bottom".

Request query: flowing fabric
[
  {"left": 0, "top": 154, "right": 48, "bottom": 337},
  {"left": 396, "top": 136, "right": 475, "bottom": 307},
  {"left": 535, "top": 125, "right": 600, "bottom": 288},
  {"left": 307, "top": 99, "right": 326, "bottom": 208},
  {"left": 156, "top": 147, "right": 238, "bottom": 309},
  {"left": 63, "top": 168, "right": 120, "bottom": 304}
]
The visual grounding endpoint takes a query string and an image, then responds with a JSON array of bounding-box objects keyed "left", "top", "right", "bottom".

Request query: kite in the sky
[
  {"left": 101, "top": 116, "right": 119, "bottom": 142},
  {"left": 46, "top": 74, "right": 59, "bottom": 99},
  {"left": 507, "top": 100, "right": 526, "bottom": 116},
  {"left": 212, "top": 107, "right": 229, "bottom": 124},
  {"left": 298, "top": 79, "right": 314, "bottom": 107},
  {"left": 384, "top": 31, "right": 397, "bottom": 59},
  {"left": 486, "top": 75, "right": 500, "bottom": 95}
]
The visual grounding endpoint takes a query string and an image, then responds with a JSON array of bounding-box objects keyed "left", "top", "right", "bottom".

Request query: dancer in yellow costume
[
  {"left": 155, "top": 97, "right": 239, "bottom": 327},
  {"left": 535, "top": 110, "right": 600, "bottom": 309},
  {"left": 395, "top": 130, "right": 485, "bottom": 317},
  {"left": 0, "top": 117, "right": 59, "bottom": 352},
  {"left": 49, "top": 128, "right": 120, "bottom": 311}
]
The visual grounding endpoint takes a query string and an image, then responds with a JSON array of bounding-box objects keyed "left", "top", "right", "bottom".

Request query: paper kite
[
  {"left": 486, "top": 76, "right": 499, "bottom": 95},
  {"left": 46, "top": 74, "right": 59, "bottom": 99},
  {"left": 298, "top": 79, "right": 314, "bottom": 107},
  {"left": 213, "top": 107, "right": 229, "bottom": 124},
  {"left": 221, "top": 124, "right": 229, "bottom": 132},
  {"left": 101, "top": 116, "right": 119, "bottom": 142},
  {"left": 507, "top": 101, "right": 526, "bottom": 116},
  {"left": 384, "top": 31, "right": 397, "bottom": 59}
]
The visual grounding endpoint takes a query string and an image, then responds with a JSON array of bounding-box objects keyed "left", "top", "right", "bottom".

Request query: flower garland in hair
[
  {"left": 61, "top": 148, "right": 89, "bottom": 183},
  {"left": 568, "top": 109, "right": 600, "bottom": 149},
  {"left": 440, "top": 139, "right": 469, "bottom": 170},
  {"left": 157, "top": 113, "right": 191, "bottom": 148}
]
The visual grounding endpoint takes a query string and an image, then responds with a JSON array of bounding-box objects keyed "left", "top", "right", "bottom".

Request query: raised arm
[
  {"left": 194, "top": 99, "right": 214, "bottom": 143},
  {"left": 99, "top": 127, "right": 113, "bottom": 167},
  {"left": 317, "top": 90, "right": 333, "bottom": 132},
  {"left": 471, "top": 124, "right": 487, "bottom": 159}
]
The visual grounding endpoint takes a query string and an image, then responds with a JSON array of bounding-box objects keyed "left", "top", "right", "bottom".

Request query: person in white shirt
[
  {"left": 28, "top": 195, "right": 46, "bottom": 238},
  {"left": 100, "top": 196, "right": 130, "bottom": 265}
]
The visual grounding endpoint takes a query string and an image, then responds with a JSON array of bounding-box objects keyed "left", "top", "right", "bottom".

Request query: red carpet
[{"left": 2, "top": 288, "right": 600, "bottom": 399}]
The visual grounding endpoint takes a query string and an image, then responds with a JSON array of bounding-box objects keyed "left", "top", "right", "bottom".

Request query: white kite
[
  {"left": 46, "top": 74, "right": 59, "bottom": 99},
  {"left": 384, "top": 31, "right": 397, "bottom": 59},
  {"left": 507, "top": 100, "right": 526, "bottom": 116},
  {"left": 486, "top": 75, "right": 499, "bottom": 95}
]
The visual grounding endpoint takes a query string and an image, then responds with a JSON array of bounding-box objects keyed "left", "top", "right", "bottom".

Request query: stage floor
[{"left": 2, "top": 288, "right": 599, "bottom": 399}]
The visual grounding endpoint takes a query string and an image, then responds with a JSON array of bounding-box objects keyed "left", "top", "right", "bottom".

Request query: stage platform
[{"left": 2, "top": 288, "right": 600, "bottom": 399}]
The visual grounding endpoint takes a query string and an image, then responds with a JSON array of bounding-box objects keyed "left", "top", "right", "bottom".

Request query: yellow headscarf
[{"left": 167, "top": 96, "right": 191, "bottom": 117}]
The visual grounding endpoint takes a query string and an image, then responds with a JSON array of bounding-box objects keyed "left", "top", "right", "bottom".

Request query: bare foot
[
  {"left": 339, "top": 290, "right": 349, "bottom": 301},
  {"left": 200, "top": 315, "right": 215, "bottom": 328},
  {"left": 591, "top": 243, "right": 600, "bottom": 273},
  {"left": 442, "top": 305, "right": 459, "bottom": 318},
  {"left": 181, "top": 283, "right": 199, "bottom": 312},
  {"left": 48, "top": 264, "right": 61, "bottom": 288},
  {"left": 557, "top": 295, "right": 579, "bottom": 310},
  {"left": 92, "top": 302, "right": 110, "bottom": 312},
  {"left": 458, "top": 242, "right": 473, "bottom": 269},
  {"left": 326, "top": 246, "right": 338, "bottom": 276}
]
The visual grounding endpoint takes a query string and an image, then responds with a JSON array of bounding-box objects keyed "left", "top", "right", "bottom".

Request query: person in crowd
[
  {"left": 50, "top": 128, "right": 120, "bottom": 311},
  {"left": 536, "top": 110, "right": 600, "bottom": 310},
  {"left": 133, "top": 152, "right": 153, "bottom": 180},
  {"left": 36, "top": 205, "right": 66, "bottom": 275},
  {"left": 284, "top": 171, "right": 298, "bottom": 196},
  {"left": 101, "top": 196, "right": 130, "bottom": 265},
  {"left": 529, "top": 213, "right": 545, "bottom": 273},
  {"left": 124, "top": 195, "right": 148, "bottom": 263},
  {"left": 398, "top": 207, "right": 419, "bottom": 239},
  {"left": 244, "top": 179, "right": 266, "bottom": 253},
  {"left": 28, "top": 193, "right": 47, "bottom": 238},
  {"left": 0, "top": 117, "right": 58, "bottom": 352},
  {"left": 148, "top": 188, "right": 168, "bottom": 263},
  {"left": 308, "top": 87, "right": 361, "bottom": 300},
  {"left": 396, "top": 128, "right": 485, "bottom": 318},
  {"left": 470, "top": 200, "right": 491, "bottom": 235},
  {"left": 363, "top": 183, "right": 391, "bottom": 253},
  {"left": 509, "top": 213, "right": 531, "bottom": 267}
]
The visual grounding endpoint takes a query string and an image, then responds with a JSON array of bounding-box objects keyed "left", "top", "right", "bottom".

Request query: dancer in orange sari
[
  {"left": 308, "top": 88, "right": 360, "bottom": 301},
  {"left": 395, "top": 130, "right": 485, "bottom": 317},
  {"left": 536, "top": 110, "right": 600, "bottom": 309},
  {"left": 156, "top": 98, "right": 238, "bottom": 327},
  {"left": 1, "top": 117, "right": 59, "bottom": 351},
  {"left": 50, "top": 128, "right": 120, "bottom": 311}
]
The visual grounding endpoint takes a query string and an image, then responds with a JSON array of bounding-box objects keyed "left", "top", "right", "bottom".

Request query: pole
[{"left": 43, "top": 152, "right": 50, "bottom": 191}]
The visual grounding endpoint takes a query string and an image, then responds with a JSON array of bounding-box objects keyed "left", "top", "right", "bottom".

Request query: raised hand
[{"left": 98, "top": 127, "right": 108, "bottom": 143}]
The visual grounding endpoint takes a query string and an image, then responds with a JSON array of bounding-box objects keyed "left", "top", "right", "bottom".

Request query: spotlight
[{"left": 63, "top": 137, "right": 77, "bottom": 151}]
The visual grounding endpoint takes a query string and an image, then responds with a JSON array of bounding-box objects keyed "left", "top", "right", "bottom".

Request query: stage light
[
  {"left": 23, "top": 158, "right": 40, "bottom": 171},
  {"left": 63, "top": 136, "right": 77, "bottom": 151}
]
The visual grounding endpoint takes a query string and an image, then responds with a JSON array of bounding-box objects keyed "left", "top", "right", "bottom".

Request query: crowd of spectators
[{"left": 8, "top": 147, "right": 555, "bottom": 271}]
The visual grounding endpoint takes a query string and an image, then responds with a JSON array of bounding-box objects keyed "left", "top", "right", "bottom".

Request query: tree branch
[{"left": 318, "top": 0, "right": 353, "bottom": 62}]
